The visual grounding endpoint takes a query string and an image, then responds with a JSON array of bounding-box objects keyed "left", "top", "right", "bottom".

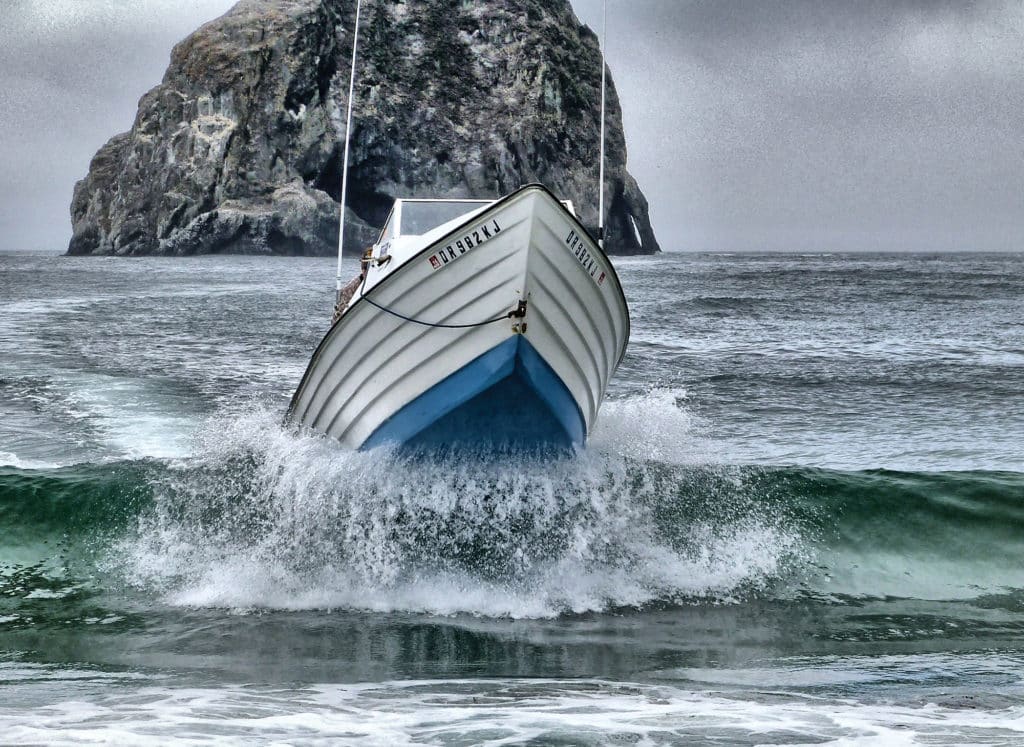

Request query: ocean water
[{"left": 1, "top": 250, "right": 1022, "bottom": 745}]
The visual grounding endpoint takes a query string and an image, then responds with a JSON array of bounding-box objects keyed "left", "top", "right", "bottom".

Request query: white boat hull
[{"left": 288, "top": 185, "right": 629, "bottom": 450}]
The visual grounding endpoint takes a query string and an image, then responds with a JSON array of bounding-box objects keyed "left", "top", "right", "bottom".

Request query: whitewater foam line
[{"left": 2, "top": 673, "right": 1022, "bottom": 746}]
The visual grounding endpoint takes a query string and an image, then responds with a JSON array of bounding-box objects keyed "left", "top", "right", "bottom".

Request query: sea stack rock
[{"left": 68, "top": 0, "right": 661, "bottom": 256}]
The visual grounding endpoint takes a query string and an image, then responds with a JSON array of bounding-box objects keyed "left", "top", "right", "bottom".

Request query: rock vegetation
[{"left": 68, "top": 0, "right": 661, "bottom": 256}]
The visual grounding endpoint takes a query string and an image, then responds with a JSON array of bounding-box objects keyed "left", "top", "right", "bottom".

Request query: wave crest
[{"left": 112, "top": 397, "right": 800, "bottom": 618}]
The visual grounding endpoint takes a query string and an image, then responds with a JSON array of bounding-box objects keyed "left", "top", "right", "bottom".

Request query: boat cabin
[
  {"left": 375, "top": 197, "right": 577, "bottom": 248},
  {"left": 379, "top": 199, "right": 494, "bottom": 244},
  {"left": 357, "top": 196, "right": 577, "bottom": 298}
]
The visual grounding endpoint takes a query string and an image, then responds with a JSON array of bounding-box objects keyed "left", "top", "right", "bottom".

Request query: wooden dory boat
[{"left": 287, "top": 184, "right": 628, "bottom": 450}]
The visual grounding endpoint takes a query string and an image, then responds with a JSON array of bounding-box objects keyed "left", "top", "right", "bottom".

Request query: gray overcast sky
[{"left": 1, "top": 0, "right": 1022, "bottom": 252}]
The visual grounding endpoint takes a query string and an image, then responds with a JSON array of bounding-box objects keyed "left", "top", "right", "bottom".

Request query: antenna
[
  {"left": 598, "top": 0, "right": 607, "bottom": 251},
  {"left": 336, "top": 0, "right": 363, "bottom": 301}
]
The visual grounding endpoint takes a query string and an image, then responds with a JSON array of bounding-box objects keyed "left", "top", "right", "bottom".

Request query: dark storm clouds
[{"left": 1, "top": 0, "right": 1021, "bottom": 252}]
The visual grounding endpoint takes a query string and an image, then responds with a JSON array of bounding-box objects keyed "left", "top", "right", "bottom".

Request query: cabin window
[{"left": 398, "top": 200, "right": 492, "bottom": 236}]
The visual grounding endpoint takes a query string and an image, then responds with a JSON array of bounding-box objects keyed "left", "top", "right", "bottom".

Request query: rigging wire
[
  {"left": 335, "top": 0, "right": 363, "bottom": 301},
  {"left": 598, "top": 0, "right": 607, "bottom": 250}
]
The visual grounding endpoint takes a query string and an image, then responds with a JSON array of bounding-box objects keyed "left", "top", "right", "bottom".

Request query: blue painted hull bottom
[{"left": 361, "top": 337, "right": 587, "bottom": 451}]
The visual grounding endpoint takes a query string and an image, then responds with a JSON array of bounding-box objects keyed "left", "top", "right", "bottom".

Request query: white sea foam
[
  {"left": 0, "top": 451, "right": 60, "bottom": 470},
  {"left": 3, "top": 673, "right": 1022, "bottom": 746},
  {"left": 0, "top": 371, "right": 197, "bottom": 468},
  {"left": 60, "top": 373, "right": 196, "bottom": 460},
  {"left": 112, "top": 392, "right": 800, "bottom": 618}
]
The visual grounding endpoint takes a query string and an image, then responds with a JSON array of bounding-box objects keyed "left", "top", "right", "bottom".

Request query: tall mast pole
[
  {"left": 598, "top": 0, "right": 607, "bottom": 251},
  {"left": 336, "top": 0, "right": 363, "bottom": 300}
]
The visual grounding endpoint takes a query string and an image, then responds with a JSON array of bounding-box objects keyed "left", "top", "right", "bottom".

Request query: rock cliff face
[{"left": 68, "top": 0, "right": 661, "bottom": 257}]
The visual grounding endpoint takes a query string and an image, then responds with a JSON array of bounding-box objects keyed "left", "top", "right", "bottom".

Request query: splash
[
  {"left": 590, "top": 387, "right": 717, "bottom": 464},
  {"left": 112, "top": 392, "right": 802, "bottom": 618},
  {"left": 0, "top": 451, "right": 59, "bottom": 471}
]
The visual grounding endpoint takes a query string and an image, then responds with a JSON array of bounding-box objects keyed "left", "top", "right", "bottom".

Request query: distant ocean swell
[{"left": 2, "top": 404, "right": 1022, "bottom": 619}]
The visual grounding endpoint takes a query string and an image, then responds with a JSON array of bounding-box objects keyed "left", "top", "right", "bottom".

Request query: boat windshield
[{"left": 399, "top": 200, "right": 493, "bottom": 236}]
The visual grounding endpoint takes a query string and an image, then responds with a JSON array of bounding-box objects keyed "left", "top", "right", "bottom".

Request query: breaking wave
[
  {"left": 112, "top": 390, "right": 800, "bottom": 617},
  {"left": 2, "top": 389, "right": 1022, "bottom": 618}
]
